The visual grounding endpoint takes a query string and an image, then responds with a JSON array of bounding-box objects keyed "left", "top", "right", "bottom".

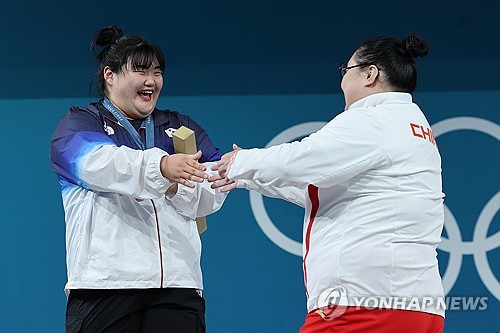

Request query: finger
[
  {"left": 220, "top": 181, "right": 237, "bottom": 192},
  {"left": 210, "top": 180, "right": 225, "bottom": 189},
  {"left": 186, "top": 160, "right": 206, "bottom": 172},
  {"left": 190, "top": 160, "right": 206, "bottom": 171},
  {"left": 192, "top": 167, "right": 209, "bottom": 179},
  {"left": 182, "top": 171, "right": 206, "bottom": 183},
  {"left": 211, "top": 158, "right": 227, "bottom": 171},
  {"left": 211, "top": 181, "right": 232, "bottom": 190},
  {"left": 182, "top": 178, "right": 195, "bottom": 189},
  {"left": 218, "top": 168, "right": 228, "bottom": 178},
  {"left": 185, "top": 151, "right": 205, "bottom": 167},
  {"left": 210, "top": 177, "right": 235, "bottom": 189},
  {"left": 190, "top": 150, "right": 202, "bottom": 160},
  {"left": 208, "top": 174, "right": 224, "bottom": 182},
  {"left": 233, "top": 143, "right": 242, "bottom": 150}
]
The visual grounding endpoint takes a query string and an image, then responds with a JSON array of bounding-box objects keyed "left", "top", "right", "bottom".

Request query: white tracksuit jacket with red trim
[{"left": 231, "top": 92, "right": 445, "bottom": 317}]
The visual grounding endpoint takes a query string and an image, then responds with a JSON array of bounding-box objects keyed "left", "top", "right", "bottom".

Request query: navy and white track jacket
[{"left": 50, "top": 100, "right": 226, "bottom": 291}]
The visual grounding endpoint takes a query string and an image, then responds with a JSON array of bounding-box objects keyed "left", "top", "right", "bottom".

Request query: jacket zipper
[{"left": 151, "top": 200, "right": 164, "bottom": 288}]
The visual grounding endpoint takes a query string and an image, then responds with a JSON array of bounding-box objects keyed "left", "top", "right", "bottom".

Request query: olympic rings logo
[
  {"left": 432, "top": 117, "right": 499, "bottom": 299},
  {"left": 249, "top": 117, "right": 499, "bottom": 299}
]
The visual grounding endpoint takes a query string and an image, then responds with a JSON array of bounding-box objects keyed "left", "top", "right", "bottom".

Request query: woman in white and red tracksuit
[{"left": 210, "top": 34, "right": 445, "bottom": 333}]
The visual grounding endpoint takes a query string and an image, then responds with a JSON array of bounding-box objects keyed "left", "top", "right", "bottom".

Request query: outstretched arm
[{"left": 210, "top": 110, "right": 383, "bottom": 189}]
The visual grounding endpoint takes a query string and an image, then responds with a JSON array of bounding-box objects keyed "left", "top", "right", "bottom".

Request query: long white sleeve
[
  {"left": 79, "top": 145, "right": 172, "bottom": 199},
  {"left": 237, "top": 180, "right": 306, "bottom": 208},
  {"left": 166, "top": 162, "right": 228, "bottom": 220},
  {"left": 227, "top": 110, "right": 385, "bottom": 188}
]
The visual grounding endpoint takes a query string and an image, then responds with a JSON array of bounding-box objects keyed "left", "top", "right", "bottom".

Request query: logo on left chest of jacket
[
  {"left": 104, "top": 124, "right": 115, "bottom": 136},
  {"left": 165, "top": 128, "right": 177, "bottom": 138}
]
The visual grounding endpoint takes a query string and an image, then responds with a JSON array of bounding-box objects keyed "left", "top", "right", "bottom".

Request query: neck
[
  {"left": 105, "top": 98, "right": 126, "bottom": 116},
  {"left": 105, "top": 97, "right": 147, "bottom": 120}
]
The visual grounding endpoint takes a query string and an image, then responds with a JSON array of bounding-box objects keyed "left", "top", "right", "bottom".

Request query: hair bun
[
  {"left": 401, "top": 34, "right": 429, "bottom": 58},
  {"left": 92, "top": 25, "right": 124, "bottom": 49}
]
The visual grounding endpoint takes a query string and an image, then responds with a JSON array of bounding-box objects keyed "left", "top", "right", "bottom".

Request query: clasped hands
[{"left": 160, "top": 144, "right": 241, "bottom": 192}]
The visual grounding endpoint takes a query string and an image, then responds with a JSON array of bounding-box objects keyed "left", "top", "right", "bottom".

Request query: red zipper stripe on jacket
[
  {"left": 303, "top": 184, "right": 319, "bottom": 297},
  {"left": 151, "top": 200, "right": 164, "bottom": 288}
]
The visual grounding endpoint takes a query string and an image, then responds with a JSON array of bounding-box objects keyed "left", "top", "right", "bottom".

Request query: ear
[
  {"left": 103, "top": 66, "right": 114, "bottom": 86},
  {"left": 363, "top": 65, "right": 379, "bottom": 87}
]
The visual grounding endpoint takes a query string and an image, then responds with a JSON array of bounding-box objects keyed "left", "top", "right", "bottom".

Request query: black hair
[
  {"left": 91, "top": 25, "right": 166, "bottom": 96},
  {"left": 354, "top": 34, "right": 429, "bottom": 93}
]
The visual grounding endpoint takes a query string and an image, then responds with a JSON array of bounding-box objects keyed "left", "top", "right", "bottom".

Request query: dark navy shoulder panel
[
  {"left": 52, "top": 101, "right": 222, "bottom": 167},
  {"left": 50, "top": 103, "right": 117, "bottom": 187},
  {"left": 153, "top": 109, "right": 222, "bottom": 163}
]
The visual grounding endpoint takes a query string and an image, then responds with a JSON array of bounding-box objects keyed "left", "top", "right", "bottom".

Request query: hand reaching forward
[
  {"left": 208, "top": 173, "right": 237, "bottom": 192},
  {"left": 208, "top": 144, "right": 241, "bottom": 192},
  {"left": 160, "top": 151, "right": 207, "bottom": 188}
]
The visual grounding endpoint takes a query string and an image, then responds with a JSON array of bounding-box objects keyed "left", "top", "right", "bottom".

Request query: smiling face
[{"left": 104, "top": 59, "right": 163, "bottom": 119}]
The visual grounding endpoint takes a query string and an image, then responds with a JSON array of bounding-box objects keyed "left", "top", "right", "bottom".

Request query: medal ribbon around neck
[{"left": 103, "top": 98, "right": 155, "bottom": 150}]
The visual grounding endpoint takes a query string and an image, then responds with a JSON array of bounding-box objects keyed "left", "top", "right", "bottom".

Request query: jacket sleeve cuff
[
  {"left": 146, "top": 149, "right": 174, "bottom": 195},
  {"left": 165, "top": 184, "right": 198, "bottom": 220}
]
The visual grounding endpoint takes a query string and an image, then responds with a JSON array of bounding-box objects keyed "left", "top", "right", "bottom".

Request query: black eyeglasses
[{"left": 339, "top": 63, "right": 370, "bottom": 78}]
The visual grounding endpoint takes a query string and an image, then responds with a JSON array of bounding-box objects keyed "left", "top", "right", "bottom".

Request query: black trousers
[{"left": 66, "top": 288, "right": 206, "bottom": 333}]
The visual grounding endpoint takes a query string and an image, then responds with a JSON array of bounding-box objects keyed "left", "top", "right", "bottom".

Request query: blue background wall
[{"left": 0, "top": 1, "right": 498, "bottom": 332}]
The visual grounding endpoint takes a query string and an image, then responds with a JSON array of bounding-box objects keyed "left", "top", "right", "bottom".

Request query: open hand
[
  {"left": 160, "top": 151, "right": 207, "bottom": 188},
  {"left": 210, "top": 144, "right": 242, "bottom": 178},
  {"left": 208, "top": 173, "right": 237, "bottom": 192},
  {"left": 208, "top": 144, "right": 242, "bottom": 192}
]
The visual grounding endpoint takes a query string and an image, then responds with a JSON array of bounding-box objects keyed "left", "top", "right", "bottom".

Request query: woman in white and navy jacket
[{"left": 50, "top": 25, "right": 225, "bottom": 333}]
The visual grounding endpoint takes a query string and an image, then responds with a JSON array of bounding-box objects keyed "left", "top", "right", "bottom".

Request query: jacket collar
[
  {"left": 348, "top": 92, "right": 412, "bottom": 110},
  {"left": 95, "top": 99, "right": 172, "bottom": 127}
]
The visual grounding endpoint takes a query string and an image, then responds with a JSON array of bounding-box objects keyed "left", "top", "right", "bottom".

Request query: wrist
[{"left": 160, "top": 155, "right": 169, "bottom": 179}]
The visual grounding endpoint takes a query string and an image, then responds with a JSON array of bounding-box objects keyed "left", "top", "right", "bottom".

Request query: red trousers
[{"left": 300, "top": 306, "right": 444, "bottom": 333}]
